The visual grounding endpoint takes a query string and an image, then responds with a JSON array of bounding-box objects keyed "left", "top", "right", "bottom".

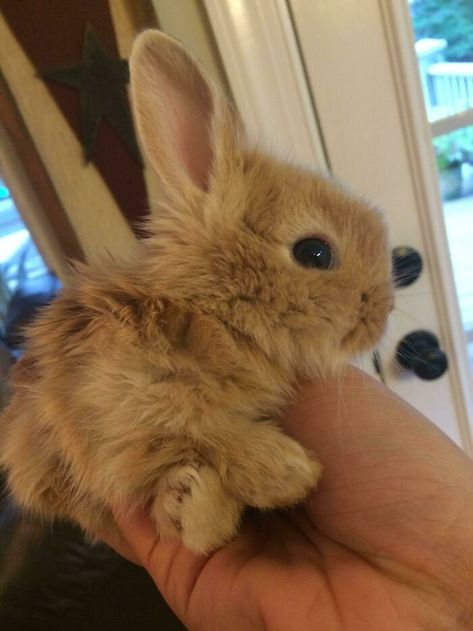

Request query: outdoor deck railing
[{"left": 426, "top": 62, "right": 473, "bottom": 121}]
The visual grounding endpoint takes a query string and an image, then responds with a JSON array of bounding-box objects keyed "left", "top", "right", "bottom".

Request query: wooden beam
[
  {"left": 0, "top": 70, "right": 84, "bottom": 262},
  {"left": 121, "top": 0, "right": 159, "bottom": 30}
]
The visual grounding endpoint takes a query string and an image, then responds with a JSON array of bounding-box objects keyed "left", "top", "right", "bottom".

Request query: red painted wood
[{"left": 2, "top": 0, "right": 149, "bottom": 238}]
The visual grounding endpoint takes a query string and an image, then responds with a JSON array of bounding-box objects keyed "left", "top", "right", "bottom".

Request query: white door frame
[
  {"left": 204, "top": 0, "right": 473, "bottom": 453},
  {"left": 203, "top": 0, "right": 327, "bottom": 170}
]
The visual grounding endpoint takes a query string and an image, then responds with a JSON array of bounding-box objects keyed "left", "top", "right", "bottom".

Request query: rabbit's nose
[{"left": 359, "top": 287, "right": 393, "bottom": 318}]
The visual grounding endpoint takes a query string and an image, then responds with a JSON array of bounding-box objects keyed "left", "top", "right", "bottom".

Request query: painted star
[{"left": 42, "top": 24, "right": 142, "bottom": 164}]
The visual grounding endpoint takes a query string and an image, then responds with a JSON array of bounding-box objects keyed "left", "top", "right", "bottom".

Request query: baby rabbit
[{"left": 0, "top": 30, "right": 393, "bottom": 554}]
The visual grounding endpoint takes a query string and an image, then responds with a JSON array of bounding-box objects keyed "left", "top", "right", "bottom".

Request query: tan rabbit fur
[{"left": 0, "top": 31, "right": 393, "bottom": 554}]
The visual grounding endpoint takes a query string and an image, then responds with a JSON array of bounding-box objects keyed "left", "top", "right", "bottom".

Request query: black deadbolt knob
[
  {"left": 396, "top": 330, "right": 448, "bottom": 380},
  {"left": 392, "top": 246, "right": 423, "bottom": 288}
]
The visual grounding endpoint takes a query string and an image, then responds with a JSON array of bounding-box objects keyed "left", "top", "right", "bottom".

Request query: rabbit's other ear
[{"left": 130, "top": 30, "right": 243, "bottom": 203}]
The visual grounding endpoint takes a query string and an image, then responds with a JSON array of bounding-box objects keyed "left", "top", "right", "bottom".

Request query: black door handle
[
  {"left": 392, "top": 246, "right": 423, "bottom": 288},
  {"left": 396, "top": 330, "right": 448, "bottom": 380}
]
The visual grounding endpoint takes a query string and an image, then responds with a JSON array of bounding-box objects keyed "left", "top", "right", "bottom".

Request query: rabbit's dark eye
[{"left": 292, "top": 237, "right": 334, "bottom": 270}]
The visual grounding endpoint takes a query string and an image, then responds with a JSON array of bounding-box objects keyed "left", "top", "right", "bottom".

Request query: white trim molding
[{"left": 203, "top": 0, "right": 327, "bottom": 170}]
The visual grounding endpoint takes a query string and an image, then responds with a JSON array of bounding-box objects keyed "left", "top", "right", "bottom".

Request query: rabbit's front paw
[
  {"left": 231, "top": 434, "right": 322, "bottom": 509},
  {"left": 152, "top": 462, "right": 242, "bottom": 554}
]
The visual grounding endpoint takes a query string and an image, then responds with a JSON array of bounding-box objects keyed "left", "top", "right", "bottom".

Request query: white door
[{"left": 205, "top": 0, "right": 473, "bottom": 452}]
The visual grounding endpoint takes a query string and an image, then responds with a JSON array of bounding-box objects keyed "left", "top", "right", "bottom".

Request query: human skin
[{"left": 105, "top": 367, "right": 473, "bottom": 630}]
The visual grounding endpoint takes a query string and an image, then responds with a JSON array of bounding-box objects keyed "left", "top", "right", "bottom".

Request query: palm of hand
[{"left": 113, "top": 369, "right": 473, "bottom": 631}]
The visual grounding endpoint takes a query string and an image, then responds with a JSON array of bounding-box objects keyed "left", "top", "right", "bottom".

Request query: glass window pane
[
  {"left": 410, "top": 0, "right": 473, "bottom": 121},
  {"left": 0, "top": 177, "right": 61, "bottom": 356},
  {"left": 408, "top": 0, "right": 473, "bottom": 366}
]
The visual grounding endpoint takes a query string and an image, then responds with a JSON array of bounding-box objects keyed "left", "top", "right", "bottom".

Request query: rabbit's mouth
[
  {"left": 341, "top": 317, "right": 383, "bottom": 353},
  {"left": 341, "top": 283, "right": 393, "bottom": 352},
  {"left": 341, "top": 305, "right": 390, "bottom": 352}
]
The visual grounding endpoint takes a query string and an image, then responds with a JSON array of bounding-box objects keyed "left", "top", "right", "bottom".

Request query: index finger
[{"left": 112, "top": 508, "right": 210, "bottom": 619}]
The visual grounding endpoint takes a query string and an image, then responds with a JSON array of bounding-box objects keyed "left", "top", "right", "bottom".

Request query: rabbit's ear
[{"left": 130, "top": 30, "right": 241, "bottom": 202}]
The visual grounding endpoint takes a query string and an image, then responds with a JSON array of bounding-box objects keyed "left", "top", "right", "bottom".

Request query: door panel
[{"left": 289, "top": 0, "right": 471, "bottom": 448}]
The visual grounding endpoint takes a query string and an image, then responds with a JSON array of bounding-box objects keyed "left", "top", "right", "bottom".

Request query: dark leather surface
[{"left": 0, "top": 482, "right": 185, "bottom": 631}]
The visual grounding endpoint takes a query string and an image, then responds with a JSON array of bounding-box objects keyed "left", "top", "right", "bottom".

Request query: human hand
[{"left": 106, "top": 367, "right": 473, "bottom": 630}]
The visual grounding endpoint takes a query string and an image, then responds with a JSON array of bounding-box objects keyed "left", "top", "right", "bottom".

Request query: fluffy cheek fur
[{"left": 205, "top": 237, "right": 390, "bottom": 377}]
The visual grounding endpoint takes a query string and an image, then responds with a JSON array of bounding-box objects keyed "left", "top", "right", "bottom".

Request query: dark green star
[{"left": 42, "top": 24, "right": 142, "bottom": 164}]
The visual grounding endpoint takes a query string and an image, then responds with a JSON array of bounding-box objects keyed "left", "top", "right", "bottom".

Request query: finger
[
  {"left": 282, "top": 366, "right": 458, "bottom": 471},
  {"left": 283, "top": 366, "right": 473, "bottom": 598},
  {"left": 112, "top": 508, "right": 212, "bottom": 619},
  {"left": 99, "top": 528, "right": 141, "bottom": 565},
  {"left": 284, "top": 366, "right": 404, "bottom": 446},
  {"left": 283, "top": 364, "right": 462, "bottom": 522},
  {"left": 113, "top": 507, "right": 160, "bottom": 565}
]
